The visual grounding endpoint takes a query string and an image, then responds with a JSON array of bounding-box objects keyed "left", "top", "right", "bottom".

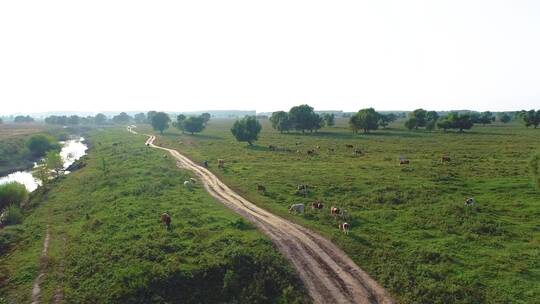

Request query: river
[{"left": 0, "top": 137, "right": 88, "bottom": 192}]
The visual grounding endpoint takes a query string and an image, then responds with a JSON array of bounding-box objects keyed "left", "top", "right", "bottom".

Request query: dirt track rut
[{"left": 129, "top": 126, "right": 395, "bottom": 304}]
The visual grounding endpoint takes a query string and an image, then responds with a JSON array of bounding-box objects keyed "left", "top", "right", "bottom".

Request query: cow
[
  {"left": 160, "top": 212, "right": 172, "bottom": 230},
  {"left": 399, "top": 159, "right": 410, "bottom": 165},
  {"left": 269, "top": 145, "right": 277, "bottom": 151},
  {"left": 189, "top": 178, "right": 197, "bottom": 183},
  {"left": 354, "top": 149, "right": 362, "bottom": 155},
  {"left": 345, "top": 144, "right": 354, "bottom": 148},
  {"left": 331, "top": 207, "right": 340, "bottom": 216},
  {"left": 307, "top": 149, "right": 316, "bottom": 156},
  {"left": 339, "top": 222, "right": 350, "bottom": 234},
  {"left": 257, "top": 184, "right": 266, "bottom": 192},
  {"left": 465, "top": 197, "right": 475, "bottom": 206},
  {"left": 311, "top": 201, "right": 324, "bottom": 210},
  {"left": 289, "top": 203, "right": 305, "bottom": 214},
  {"left": 442, "top": 155, "right": 451, "bottom": 162},
  {"left": 203, "top": 160, "right": 209, "bottom": 168},
  {"left": 183, "top": 180, "right": 192, "bottom": 189},
  {"left": 218, "top": 159, "right": 225, "bottom": 168}
]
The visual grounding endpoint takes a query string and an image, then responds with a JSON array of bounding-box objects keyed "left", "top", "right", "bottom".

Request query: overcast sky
[{"left": 1, "top": 0, "right": 539, "bottom": 115}]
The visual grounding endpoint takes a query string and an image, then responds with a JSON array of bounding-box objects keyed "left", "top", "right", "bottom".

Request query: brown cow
[
  {"left": 218, "top": 159, "right": 225, "bottom": 168},
  {"left": 354, "top": 149, "right": 363, "bottom": 155},
  {"left": 311, "top": 201, "right": 324, "bottom": 210},
  {"left": 442, "top": 155, "right": 451, "bottom": 162},
  {"left": 331, "top": 207, "right": 340, "bottom": 216},
  {"left": 257, "top": 184, "right": 266, "bottom": 192},
  {"left": 339, "top": 222, "right": 350, "bottom": 234},
  {"left": 400, "top": 159, "right": 410, "bottom": 165},
  {"left": 160, "top": 212, "right": 172, "bottom": 230},
  {"left": 307, "top": 149, "right": 316, "bottom": 155},
  {"left": 345, "top": 144, "right": 354, "bottom": 148}
]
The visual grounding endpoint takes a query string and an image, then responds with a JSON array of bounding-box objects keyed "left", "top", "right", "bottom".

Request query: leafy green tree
[
  {"left": 349, "top": 108, "right": 380, "bottom": 133},
  {"left": 289, "top": 104, "right": 320, "bottom": 133},
  {"left": 404, "top": 117, "right": 417, "bottom": 130},
  {"left": 521, "top": 110, "right": 540, "bottom": 128},
  {"left": 443, "top": 112, "right": 474, "bottom": 132},
  {"left": 112, "top": 112, "right": 132, "bottom": 124},
  {"left": 46, "top": 151, "right": 64, "bottom": 177},
  {"left": 0, "top": 182, "right": 28, "bottom": 210},
  {"left": 32, "top": 162, "right": 50, "bottom": 187},
  {"left": 498, "top": 112, "right": 511, "bottom": 123},
  {"left": 151, "top": 112, "right": 171, "bottom": 134},
  {"left": 175, "top": 114, "right": 186, "bottom": 133},
  {"left": 405, "top": 109, "right": 427, "bottom": 129},
  {"left": 201, "top": 113, "right": 211, "bottom": 124},
  {"left": 183, "top": 116, "right": 206, "bottom": 135},
  {"left": 134, "top": 113, "right": 147, "bottom": 123},
  {"left": 147, "top": 111, "right": 157, "bottom": 123},
  {"left": 270, "top": 111, "right": 291, "bottom": 133},
  {"left": 68, "top": 115, "right": 80, "bottom": 125},
  {"left": 231, "top": 116, "right": 262, "bottom": 145},
  {"left": 95, "top": 113, "right": 107, "bottom": 124},
  {"left": 323, "top": 113, "right": 335, "bottom": 127},
  {"left": 26, "top": 134, "right": 59, "bottom": 157},
  {"left": 379, "top": 113, "right": 397, "bottom": 128},
  {"left": 437, "top": 119, "right": 452, "bottom": 131},
  {"left": 476, "top": 111, "right": 494, "bottom": 125}
]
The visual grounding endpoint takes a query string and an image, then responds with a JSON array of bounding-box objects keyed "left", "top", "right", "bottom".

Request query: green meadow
[
  {"left": 0, "top": 128, "right": 307, "bottom": 303},
  {"left": 148, "top": 118, "right": 540, "bottom": 304}
]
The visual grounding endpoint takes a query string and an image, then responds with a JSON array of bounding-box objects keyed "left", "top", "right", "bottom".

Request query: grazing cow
[
  {"left": 311, "top": 201, "right": 324, "bottom": 210},
  {"left": 269, "top": 145, "right": 277, "bottom": 151},
  {"left": 399, "top": 158, "right": 410, "bottom": 165},
  {"left": 465, "top": 197, "right": 475, "bottom": 206},
  {"left": 331, "top": 207, "right": 340, "bottom": 216},
  {"left": 289, "top": 203, "right": 305, "bottom": 214},
  {"left": 339, "top": 222, "right": 350, "bottom": 234},
  {"left": 203, "top": 160, "right": 209, "bottom": 168},
  {"left": 218, "top": 159, "right": 225, "bottom": 168},
  {"left": 189, "top": 178, "right": 197, "bottom": 183},
  {"left": 183, "top": 180, "right": 192, "bottom": 189},
  {"left": 354, "top": 149, "right": 363, "bottom": 155},
  {"left": 345, "top": 144, "right": 354, "bottom": 148},
  {"left": 442, "top": 155, "right": 451, "bottom": 162},
  {"left": 307, "top": 149, "right": 316, "bottom": 155},
  {"left": 257, "top": 184, "right": 266, "bottom": 192},
  {"left": 160, "top": 212, "right": 172, "bottom": 230},
  {"left": 328, "top": 148, "right": 335, "bottom": 153}
]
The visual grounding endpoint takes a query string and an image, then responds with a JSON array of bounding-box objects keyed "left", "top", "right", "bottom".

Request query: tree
[
  {"left": 112, "top": 112, "right": 131, "bottom": 124},
  {"left": 349, "top": 108, "right": 380, "bottom": 133},
  {"left": 95, "top": 113, "right": 107, "bottom": 124},
  {"left": 201, "top": 113, "right": 211, "bottom": 124},
  {"left": 405, "top": 109, "right": 427, "bottom": 130},
  {"left": 437, "top": 119, "right": 452, "bottom": 131},
  {"left": 183, "top": 116, "right": 206, "bottom": 134},
  {"left": 323, "top": 114, "right": 335, "bottom": 127},
  {"left": 68, "top": 115, "right": 80, "bottom": 125},
  {"left": 0, "top": 182, "right": 28, "bottom": 211},
  {"left": 404, "top": 117, "right": 417, "bottom": 130},
  {"left": 175, "top": 114, "right": 186, "bottom": 133},
  {"left": 441, "top": 112, "right": 474, "bottom": 132},
  {"left": 0, "top": 117, "right": 3, "bottom": 124},
  {"left": 45, "top": 151, "right": 64, "bottom": 177},
  {"left": 26, "top": 134, "right": 59, "bottom": 157},
  {"left": 231, "top": 116, "right": 262, "bottom": 145},
  {"left": 378, "top": 113, "right": 397, "bottom": 128},
  {"left": 521, "top": 110, "right": 540, "bottom": 128},
  {"left": 33, "top": 162, "right": 50, "bottom": 187},
  {"left": 498, "top": 113, "right": 511, "bottom": 123},
  {"left": 478, "top": 111, "right": 493, "bottom": 125},
  {"left": 151, "top": 112, "right": 171, "bottom": 134},
  {"left": 134, "top": 113, "right": 147, "bottom": 123},
  {"left": 14, "top": 115, "right": 34, "bottom": 123},
  {"left": 289, "top": 104, "right": 319, "bottom": 133},
  {"left": 270, "top": 111, "right": 291, "bottom": 133},
  {"left": 147, "top": 111, "right": 157, "bottom": 123}
]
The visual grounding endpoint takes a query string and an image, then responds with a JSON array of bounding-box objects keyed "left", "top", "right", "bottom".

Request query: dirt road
[{"left": 130, "top": 126, "right": 395, "bottom": 304}]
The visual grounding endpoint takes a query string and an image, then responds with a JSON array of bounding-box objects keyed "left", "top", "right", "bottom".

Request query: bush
[
  {"left": 0, "top": 226, "right": 23, "bottom": 255},
  {"left": 26, "top": 134, "right": 59, "bottom": 157},
  {"left": 1, "top": 205, "right": 23, "bottom": 226},
  {"left": 0, "top": 182, "right": 28, "bottom": 210}
]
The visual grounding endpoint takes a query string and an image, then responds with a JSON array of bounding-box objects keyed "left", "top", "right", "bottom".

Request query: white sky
[{"left": 1, "top": 0, "right": 539, "bottom": 115}]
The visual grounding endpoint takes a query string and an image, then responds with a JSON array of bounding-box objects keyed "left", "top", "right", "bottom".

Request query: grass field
[
  {"left": 0, "top": 128, "right": 307, "bottom": 303},
  {"left": 147, "top": 118, "right": 540, "bottom": 304}
]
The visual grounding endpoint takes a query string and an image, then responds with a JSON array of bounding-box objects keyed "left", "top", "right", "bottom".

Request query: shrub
[
  {"left": 0, "top": 182, "right": 28, "bottom": 210},
  {"left": 26, "top": 134, "right": 59, "bottom": 157},
  {"left": 1, "top": 205, "right": 23, "bottom": 226},
  {"left": 0, "top": 226, "right": 23, "bottom": 255}
]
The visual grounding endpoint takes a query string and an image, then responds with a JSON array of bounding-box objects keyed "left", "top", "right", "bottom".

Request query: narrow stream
[{"left": 0, "top": 137, "right": 88, "bottom": 192}]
